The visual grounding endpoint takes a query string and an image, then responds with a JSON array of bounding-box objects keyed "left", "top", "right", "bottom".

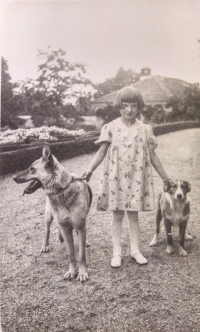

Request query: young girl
[{"left": 81, "top": 86, "right": 169, "bottom": 268}]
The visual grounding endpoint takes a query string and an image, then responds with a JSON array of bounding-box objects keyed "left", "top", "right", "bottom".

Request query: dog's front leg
[
  {"left": 77, "top": 225, "right": 88, "bottom": 282},
  {"left": 59, "top": 223, "right": 77, "bottom": 280},
  {"left": 164, "top": 220, "right": 174, "bottom": 254},
  {"left": 179, "top": 221, "right": 188, "bottom": 256},
  {"left": 149, "top": 205, "right": 162, "bottom": 247},
  {"left": 41, "top": 199, "right": 53, "bottom": 253}
]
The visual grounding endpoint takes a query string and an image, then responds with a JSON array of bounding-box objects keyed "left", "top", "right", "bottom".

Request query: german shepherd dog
[
  {"left": 149, "top": 179, "right": 192, "bottom": 256},
  {"left": 13, "top": 144, "right": 92, "bottom": 282}
]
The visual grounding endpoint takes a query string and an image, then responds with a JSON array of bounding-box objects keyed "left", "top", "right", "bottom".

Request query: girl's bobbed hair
[{"left": 113, "top": 86, "right": 145, "bottom": 111}]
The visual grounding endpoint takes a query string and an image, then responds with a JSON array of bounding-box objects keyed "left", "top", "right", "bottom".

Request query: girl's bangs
[
  {"left": 121, "top": 96, "right": 138, "bottom": 103},
  {"left": 121, "top": 89, "right": 141, "bottom": 103},
  {"left": 114, "top": 86, "right": 145, "bottom": 110}
]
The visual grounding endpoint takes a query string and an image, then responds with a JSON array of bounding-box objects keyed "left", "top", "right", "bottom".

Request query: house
[{"left": 91, "top": 75, "right": 193, "bottom": 110}]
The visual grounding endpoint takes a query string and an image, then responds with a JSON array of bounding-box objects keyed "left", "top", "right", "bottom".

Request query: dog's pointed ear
[
  {"left": 163, "top": 179, "right": 170, "bottom": 192},
  {"left": 42, "top": 144, "right": 51, "bottom": 161},
  {"left": 42, "top": 144, "right": 54, "bottom": 169},
  {"left": 184, "top": 181, "right": 191, "bottom": 193}
]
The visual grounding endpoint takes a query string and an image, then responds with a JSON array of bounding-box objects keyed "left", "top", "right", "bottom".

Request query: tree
[
  {"left": 1, "top": 57, "right": 17, "bottom": 128},
  {"left": 14, "top": 79, "right": 41, "bottom": 114},
  {"left": 36, "top": 48, "right": 95, "bottom": 107},
  {"left": 13, "top": 48, "right": 96, "bottom": 126},
  {"left": 75, "top": 97, "right": 93, "bottom": 116},
  {"left": 94, "top": 67, "right": 139, "bottom": 98},
  {"left": 165, "top": 86, "right": 200, "bottom": 122},
  {"left": 95, "top": 104, "right": 120, "bottom": 125},
  {"left": 184, "top": 85, "right": 200, "bottom": 120}
]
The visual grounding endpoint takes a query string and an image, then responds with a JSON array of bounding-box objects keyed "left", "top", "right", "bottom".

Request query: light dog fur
[
  {"left": 13, "top": 144, "right": 92, "bottom": 282},
  {"left": 149, "top": 179, "right": 192, "bottom": 256}
]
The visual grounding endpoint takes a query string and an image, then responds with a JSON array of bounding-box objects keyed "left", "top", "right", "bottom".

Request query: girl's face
[{"left": 120, "top": 102, "right": 139, "bottom": 122}]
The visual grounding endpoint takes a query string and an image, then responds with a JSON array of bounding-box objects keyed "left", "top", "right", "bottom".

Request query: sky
[{"left": 1, "top": 0, "right": 200, "bottom": 85}]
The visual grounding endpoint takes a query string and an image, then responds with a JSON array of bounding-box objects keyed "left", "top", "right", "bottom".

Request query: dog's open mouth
[{"left": 23, "top": 180, "right": 42, "bottom": 195}]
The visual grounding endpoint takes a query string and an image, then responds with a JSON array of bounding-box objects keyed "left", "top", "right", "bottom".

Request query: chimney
[{"left": 140, "top": 68, "right": 151, "bottom": 81}]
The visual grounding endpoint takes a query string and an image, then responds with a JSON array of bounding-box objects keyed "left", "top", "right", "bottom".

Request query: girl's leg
[
  {"left": 127, "top": 211, "right": 148, "bottom": 265},
  {"left": 111, "top": 210, "right": 124, "bottom": 267}
]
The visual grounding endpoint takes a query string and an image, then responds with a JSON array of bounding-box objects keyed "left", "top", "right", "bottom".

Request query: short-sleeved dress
[{"left": 95, "top": 117, "right": 158, "bottom": 211}]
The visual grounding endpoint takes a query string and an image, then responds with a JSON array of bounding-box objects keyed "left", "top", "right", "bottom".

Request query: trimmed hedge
[
  {"left": 153, "top": 121, "right": 200, "bottom": 136},
  {"left": 0, "top": 121, "right": 199, "bottom": 176},
  {"left": 0, "top": 136, "right": 99, "bottom": 176}
]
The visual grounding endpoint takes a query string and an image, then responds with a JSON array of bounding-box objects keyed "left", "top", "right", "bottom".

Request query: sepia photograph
[{"left": 1, "top": 0, "right": 200, "bottom": 331}]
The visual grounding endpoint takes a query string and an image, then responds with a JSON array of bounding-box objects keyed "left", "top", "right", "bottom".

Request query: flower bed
[{"left": 0, "top": 126, "right": 85, "bottom": 145}]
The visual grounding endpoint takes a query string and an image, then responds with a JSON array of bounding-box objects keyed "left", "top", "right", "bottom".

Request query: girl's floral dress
[{"left": 95, "top": 117, "right": 158, "bottom": 211}]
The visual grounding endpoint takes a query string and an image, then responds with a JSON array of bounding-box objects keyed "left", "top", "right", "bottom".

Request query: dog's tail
[{"left": 58, "top": 228, "right": 64, "bottom": 243}]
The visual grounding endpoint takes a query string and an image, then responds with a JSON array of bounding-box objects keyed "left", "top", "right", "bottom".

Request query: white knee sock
[
  {"left": 112, "top": 211, "right": 124, "bottom": 256},
  {"left": 127, "top": 211, "right": 140, "bottom": 255}
]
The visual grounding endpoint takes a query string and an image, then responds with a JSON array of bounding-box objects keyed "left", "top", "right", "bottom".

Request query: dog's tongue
[{"left": 23, "top": 180, "right": 42, "bottom": 195}]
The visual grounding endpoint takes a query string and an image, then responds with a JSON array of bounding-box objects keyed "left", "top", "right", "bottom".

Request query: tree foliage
[
  {"left": 165, "top": 86, "right": 200, "bottom": 121},
  {"left": 94, "top": 67, "right": 139, "bottom": 98},
  {"left": 95, "top": 105, "right": 120, "bottom": 124},
  {"left": 35, "top": 48, "right": 95, "bottom": 106},
  {"left": 12, "top": 48, "right": 96, "bottom": 126},
  {"left": 143, "top": 105, "right": 166, "bottom": 124},
  {"left": 1, "top": 52, "right": 200, "bottom": 129},
  {"left": 1, "top": 58, "right": 17, "bottom": 128}
]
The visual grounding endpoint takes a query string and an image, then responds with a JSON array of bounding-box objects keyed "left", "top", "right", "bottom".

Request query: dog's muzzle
[
  {"left": 22, "top": 180, "right": 42, "bottom": 195},
  {"left": 13, "top": 175, "right": 42, "bottom": 195},
  {"left": 176, "top": 193, "right": 183, "bottom": 200}
]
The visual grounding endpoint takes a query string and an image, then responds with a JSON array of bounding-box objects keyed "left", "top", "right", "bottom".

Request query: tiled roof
[{"left": 92, "top": 76, "right": 192, "bottom": 105}]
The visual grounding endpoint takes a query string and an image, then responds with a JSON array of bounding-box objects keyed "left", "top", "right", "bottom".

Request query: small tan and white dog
[
  {"left": 149, "top": 179, "right": 192, "bottom": 256},
  {"left": 13, "top": 144, "right": 92, "bottom": 282}
]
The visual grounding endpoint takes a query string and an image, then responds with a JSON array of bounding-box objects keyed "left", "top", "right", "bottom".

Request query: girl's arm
[
  {"left": 81, "top": 142, "right": 110, "bottom": 181},
  {"left": 149, "top": 149, "right": 169, "bottom": 181}
]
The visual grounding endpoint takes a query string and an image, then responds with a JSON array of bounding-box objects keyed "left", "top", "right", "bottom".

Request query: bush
[{"left": 95, "top": 105, "right": 120, "bottom": 124}]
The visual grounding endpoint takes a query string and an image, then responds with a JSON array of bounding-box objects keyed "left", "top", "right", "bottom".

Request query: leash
[{"left": 71, "top": 176, "right": 85, "bottom": 183}]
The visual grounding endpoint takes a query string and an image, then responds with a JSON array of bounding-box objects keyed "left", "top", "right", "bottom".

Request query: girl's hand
[
  {"left": 163, "top": 177, "right": 172, "bottom": 183},
  {"left": 81, "top": 170, "right": 93, "bottom": 182}
]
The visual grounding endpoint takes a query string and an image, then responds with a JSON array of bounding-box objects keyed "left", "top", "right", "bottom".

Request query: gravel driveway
[{"left": 1, "top": 128, "right": 200, "bottom": 332}]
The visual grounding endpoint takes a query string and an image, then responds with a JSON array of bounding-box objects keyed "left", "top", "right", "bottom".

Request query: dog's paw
[
  {"left": 77, "top": 266, "right": 88, "bottom": 282},
  {"left": 41, "top": 245, "right": 49, "bottom": 253},
  {"left": 63, "top": 270, "right": 77, "bottom": 280},
  {"left": 77, "top": 272, "right": 89, "bottom": 282},
  {"left": 185, "top": 233, "right": 193, "bottom": 241},
  {"left": 166, "top": 246, "right": 174, "bottom": 254},
  {"left": 149, "top": 235, "right": 157, "bottom": 247},
  {"left": 178, "top": 247, "right": 188, "bottom": 257},
  {"left": 149, "top": 239, "right": 157, "bottom": 247}
]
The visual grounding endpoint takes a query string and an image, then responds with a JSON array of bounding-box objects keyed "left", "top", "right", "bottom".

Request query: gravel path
[{"left": 1, "top": 128, "right": 200, "bottom": 332}]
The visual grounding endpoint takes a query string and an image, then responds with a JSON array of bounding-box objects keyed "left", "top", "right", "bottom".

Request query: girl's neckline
[{"left": 118, "top": 117, "right": 138, "bottom": 128}]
